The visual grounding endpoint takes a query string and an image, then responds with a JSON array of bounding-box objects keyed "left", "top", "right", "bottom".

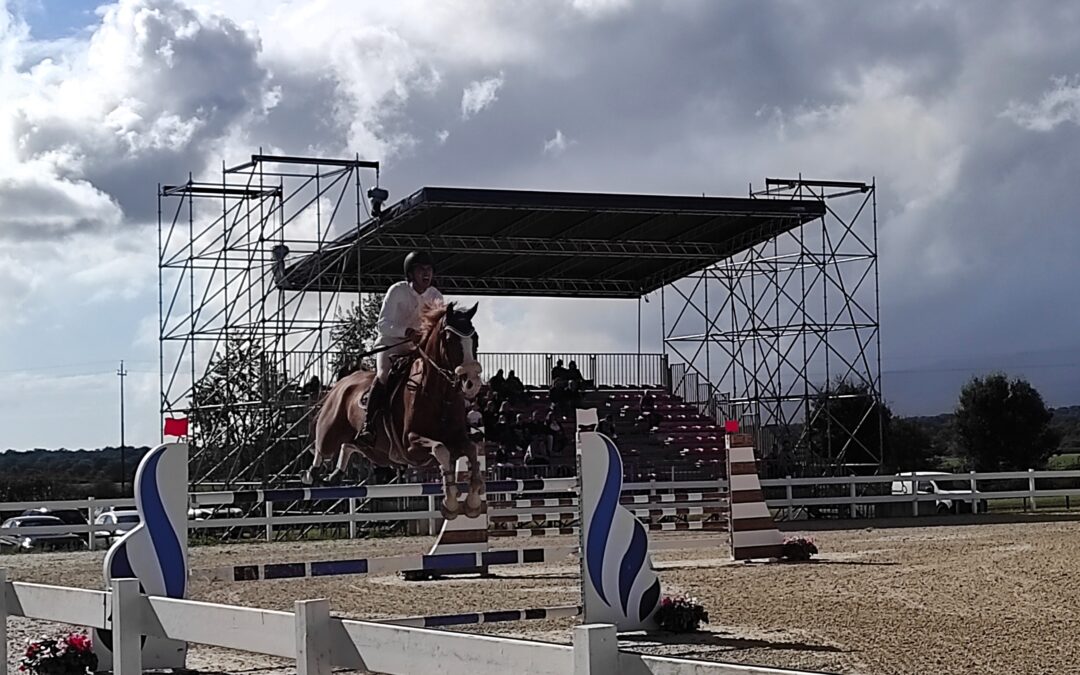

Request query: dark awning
[{"left": 277, "top": 186, "right": 825, "bottom": 299}]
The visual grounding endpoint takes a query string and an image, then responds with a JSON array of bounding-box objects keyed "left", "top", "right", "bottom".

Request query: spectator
[
  {"left": 551, "top": 359, "right": 569, "bottom": 384},
  {"left": 637, "top": 391, "right": 662, "bottom": 431},
  {"left": 545, "top": 411, "right": 565, "bottom": 455},
  {"left": 505, "top": 369, "right": 525, "bottom": 402},
  {"left": 526, "top": 411, "right": 549, "bottom": 457},
  {"left": 597, "top": 414, "right": 618, "bottom": 440},
  {"left": 566, "top": 360, "right": 584, "bottom": 384},
  {"left": 467, "top": 404, "right": 484, "bottom": 442},
  {"left": 488, "top": 368, "right": 506, "bottom": 399},
  {"left": 549, "top": 378, "right": 569, "bottom": 411},
  {"left": 566, "top": 379, "right": 584, "bottom": 409}
]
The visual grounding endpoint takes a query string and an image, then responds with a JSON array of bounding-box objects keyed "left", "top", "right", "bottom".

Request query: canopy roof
[{"left": 278, "top": 186, "right": 826, "bottom": 299}]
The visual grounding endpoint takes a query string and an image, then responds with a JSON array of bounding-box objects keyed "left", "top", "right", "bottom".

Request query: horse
[{"left": 303, "top": 301, "right": 485, "bottom": 520}]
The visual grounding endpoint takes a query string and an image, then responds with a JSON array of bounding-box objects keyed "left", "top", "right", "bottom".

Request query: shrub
[
  {"left": 654, "top": 596, "right": 709, "bottom": 632},
  {"left": 19, "top": 632, "right": 97, "bottom": 675},
  {"left": 781, "top": 536, "right": 818, "bottom": 561}
]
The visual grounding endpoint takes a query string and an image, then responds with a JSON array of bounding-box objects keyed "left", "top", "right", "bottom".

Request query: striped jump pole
[
  {"left": 194, "top": 546, "right": 578, "bottom": 583},
  {"left": 378, "top": 605, "right": 581, "bottom": 628},
  {"left": 726, "top": 431, "right": 785, "bottom": 561}
]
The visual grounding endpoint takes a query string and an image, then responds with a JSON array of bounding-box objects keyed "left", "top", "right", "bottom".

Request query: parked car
[
  {"left": 93, "top": 510, "right": 141, "bottom": 543},
  {"left": 0, "top": 515, "right": 88, "bottom": 552},
  {"left": 21, "top": 507, "right": 88, "bottom": 527},
  {"left": 891, "top": 471, "right": 986, "bottom": 514}
]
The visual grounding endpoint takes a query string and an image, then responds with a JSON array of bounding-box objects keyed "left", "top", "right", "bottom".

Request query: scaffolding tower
[
  {"left": 158, "top": 154, "right": 380, "bottom": 487},
  {"left": 664, "top": 178, "right": 882, "bottom": 476}
]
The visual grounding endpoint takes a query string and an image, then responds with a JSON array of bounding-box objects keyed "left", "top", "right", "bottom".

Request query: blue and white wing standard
[
  {"left": 578, "top": 410, "right": 661, "bottom": 631},
  {"left": 94, "top": 442, "right": 189, "bottom": 670}
]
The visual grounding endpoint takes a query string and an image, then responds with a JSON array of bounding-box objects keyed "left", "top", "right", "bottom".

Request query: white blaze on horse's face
[{"left": 453, "top": 333, "right": 483, "bottom": 400}]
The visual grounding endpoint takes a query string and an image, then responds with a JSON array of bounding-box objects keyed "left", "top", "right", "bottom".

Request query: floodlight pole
[{"left": 117, "top": 360, "right": 128, "bottom": 493}]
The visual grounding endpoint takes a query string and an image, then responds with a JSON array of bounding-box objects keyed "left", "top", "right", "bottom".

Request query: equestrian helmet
[{"left": 403, "top": 250, "right": 435, "bottom": 278}]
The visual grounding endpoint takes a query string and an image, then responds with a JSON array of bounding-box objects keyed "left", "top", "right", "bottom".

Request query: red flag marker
[
  {"left": 164, "top": 417, "right": 189, "bottom": 437},
  {"left": 724, "top": 420, "right": 739, "bottom": 433}
]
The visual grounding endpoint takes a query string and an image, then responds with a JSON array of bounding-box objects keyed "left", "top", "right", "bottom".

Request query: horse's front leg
[
  {"left": 461, "top": 441, "right": 485, "bottom": 518},
  {"left": 410, "top": 434, "right": 462, "bottom": 520}
]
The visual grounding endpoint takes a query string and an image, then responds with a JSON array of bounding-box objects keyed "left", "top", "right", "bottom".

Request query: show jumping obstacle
[{"left": 91, "top": 410, "right": 782, "bottom": 669}]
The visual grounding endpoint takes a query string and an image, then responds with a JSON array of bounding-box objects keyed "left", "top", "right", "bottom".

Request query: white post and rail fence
[{"left": 3, "top": 469, "right": 1080, "bottom": 545}]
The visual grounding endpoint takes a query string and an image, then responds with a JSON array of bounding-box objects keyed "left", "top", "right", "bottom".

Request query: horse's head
[{"left": 426, "top": 301, "right": 483, "bottom": 400}]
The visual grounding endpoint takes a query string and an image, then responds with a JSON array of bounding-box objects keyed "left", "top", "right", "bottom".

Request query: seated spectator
[
  {"left": 545, "top": 411, "right": 565, "bottom": 455},
  {"left": 549, "top": 378, "right": 569, "bottom": 411},
  {"left": 551, "top": 358, "right": 569, "bottom": 384},
  {"left": 467, "top": 404, "right": 484, "bottom": 442},
  {"left": 301, "top": 375, "right": 322, "bottom": 399},
  {"left": 566, "top": 379, "right": 584, "bottom": 409},
  {"left": 637, "top": 391, "right": 663, "bottom": 431},
  {"left": 597, "top": 414, "right": 618, "bottom": 440}
]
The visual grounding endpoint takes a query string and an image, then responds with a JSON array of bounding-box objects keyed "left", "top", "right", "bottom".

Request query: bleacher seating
[{"left": 481, "top": 384, "right": 728, "bottom": 482}]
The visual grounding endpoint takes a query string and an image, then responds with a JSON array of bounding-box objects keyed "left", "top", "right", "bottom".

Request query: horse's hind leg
[
  {"left": 302, "top": 446, "right": 329, "bottom": 486},
  {"left": 326, "top": 443, "right": 361, "bottom": 485}
]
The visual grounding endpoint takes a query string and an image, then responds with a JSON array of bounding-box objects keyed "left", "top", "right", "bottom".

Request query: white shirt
[{"left": 376, "top": 281, "right": 444, "bottom": 342}]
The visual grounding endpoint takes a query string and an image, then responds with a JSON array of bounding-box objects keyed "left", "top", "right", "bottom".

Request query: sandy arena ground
[{"left": 5, "top": 519, "right": 1080, "bottom": 674}]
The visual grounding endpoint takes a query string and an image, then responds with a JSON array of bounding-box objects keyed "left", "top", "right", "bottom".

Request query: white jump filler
[{"left": 576, "top": 408, "right": 662, "bottom": 631}]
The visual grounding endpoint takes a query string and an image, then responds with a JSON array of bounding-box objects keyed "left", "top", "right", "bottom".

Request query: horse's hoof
[
  {"left": 300, "top": 471, "right": 314, "bottom": 486},
  {"left": 326, "top": 472, "right": 343, "bottom": 486},
  {"left": 440, "top": 501, "right": 460, "bottom": 521},
  {"left": 464, "top": 503, "right": 483, "bottom": 519}
]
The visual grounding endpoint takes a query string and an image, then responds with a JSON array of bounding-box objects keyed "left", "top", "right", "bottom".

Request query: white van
[{"left": 890, "top": 471, "right": 985, "bottom": 514}]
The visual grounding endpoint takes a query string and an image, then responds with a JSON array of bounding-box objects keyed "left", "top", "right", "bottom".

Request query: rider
[{"left": 357, "top": 250, "right": 444, "bottom": 442}]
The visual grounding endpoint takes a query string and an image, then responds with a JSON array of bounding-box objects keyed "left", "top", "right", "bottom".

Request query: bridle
[{"left": 414, "top": 321, "right": 477, "bottom": 387}]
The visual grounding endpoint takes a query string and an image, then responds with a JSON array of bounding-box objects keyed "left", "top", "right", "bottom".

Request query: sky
[{"left": 1, "top": 0, "right": 1080, "bottom": 450}]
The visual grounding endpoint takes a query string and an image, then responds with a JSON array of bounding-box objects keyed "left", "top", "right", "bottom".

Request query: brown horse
[{"left": 303, "top": 302, "right": 485, "bottom": 519}]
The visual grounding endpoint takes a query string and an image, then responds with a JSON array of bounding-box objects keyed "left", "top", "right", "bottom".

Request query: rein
[{"left": 414, "top": 322, "right": 477, "bottom": 387}]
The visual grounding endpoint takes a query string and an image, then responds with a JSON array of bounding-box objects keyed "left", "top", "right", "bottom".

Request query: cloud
[
  {"left": 436, "top": 128, "right": 450, "bottom": 144},
  {"left": 542, "top": 129, "right": 574, "bottom": 156},
  {"left": 1002, "top": 75, "right": 1080, "bottom": 131},
  {"left": 460, "top": 73, "right": 504, "bottom": 119}
]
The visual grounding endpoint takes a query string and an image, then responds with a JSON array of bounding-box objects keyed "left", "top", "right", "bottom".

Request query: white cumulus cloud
[{"left": 461, "top": 73, "right": 504, "bottom": 119}]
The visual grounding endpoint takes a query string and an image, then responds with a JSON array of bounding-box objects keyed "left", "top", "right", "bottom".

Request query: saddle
[{"left": 359, "top": 352, "right": 419, "bottom": 409}]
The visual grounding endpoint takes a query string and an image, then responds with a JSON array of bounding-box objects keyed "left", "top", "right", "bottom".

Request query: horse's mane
[{"left": 419, "top": 300, "right": 450, "bottom": 337}]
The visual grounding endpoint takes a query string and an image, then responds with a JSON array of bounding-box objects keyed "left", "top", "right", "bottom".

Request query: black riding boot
[{"left": 358, "top": 379, "right": 387, "bottom": 443}]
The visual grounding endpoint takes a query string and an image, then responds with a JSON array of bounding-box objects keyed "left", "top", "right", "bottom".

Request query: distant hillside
[{"left": 0, "top": 446, "right": 150, "bottom": 502}]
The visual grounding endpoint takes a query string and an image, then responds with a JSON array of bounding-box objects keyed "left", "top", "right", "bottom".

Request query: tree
[
  {"left": 954, "top": 373, "right": 1059, "bottom": 471},
  {"left": 885, "top": 418, "right": 934, "bottom": 472},
  {"left": 805, "top": 379, "right": 891, "bottom": 469},
  {"left": 190, "top": 337, "right": 291, "bottom": 484},
  {"left": 330, "top": 294, "right": 383, "bottom": 378}
]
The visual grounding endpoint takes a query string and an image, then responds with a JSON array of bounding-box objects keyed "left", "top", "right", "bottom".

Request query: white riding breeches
[{"left": 376, "top": 340, "right": 415, "bottom": 384}]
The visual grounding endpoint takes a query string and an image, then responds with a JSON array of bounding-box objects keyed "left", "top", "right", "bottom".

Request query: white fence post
[
  {"left": 428, "top": 495, "right": 438, "bottom": 536},
  {"left": 348, "top": 498, "right": 357, "bottom": 539},
  {"left": 573, "top": 624, "right": 618, "bottom": 674},
  {"left": 1, "top": 569, "right": 8, "bottom": 675},
  {"left": 265, "top": 501, "right": 274, "bottom": 542},
  {"left": 87, "top": 497, "right": 96, "bottom": 552},
  {"left": 111, "top": 579, "right": 143, "bottom": 675},
  {"left": 294, "top": 599, "right": 331, "bottom": 675},
  {"left": 969, "top": 471, "right": 978, "bottom": 513},
  {"left": 911, "top": 479, "right": 919, "bottom": 517},
  {"left": 849, "top": 480, "right": 857, "bottom": 518},
  {"left": 1028, "top": 469, "right": 1037, "bottom": 511},
  {"left": 785, "top": 477, "right": 794, "bottom": 520}
]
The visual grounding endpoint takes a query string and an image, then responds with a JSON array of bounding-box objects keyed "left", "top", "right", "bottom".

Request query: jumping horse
[{"left": 303, "top": 302, "right": 485, "bottom": 520}]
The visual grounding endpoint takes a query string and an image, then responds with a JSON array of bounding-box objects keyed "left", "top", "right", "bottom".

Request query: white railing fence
[
  {"left": 4, "top": 470, "right": 1080, "bottom": 545},
  {"left": 1, "top": 570, "right": 821, "bottom": 675}
]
